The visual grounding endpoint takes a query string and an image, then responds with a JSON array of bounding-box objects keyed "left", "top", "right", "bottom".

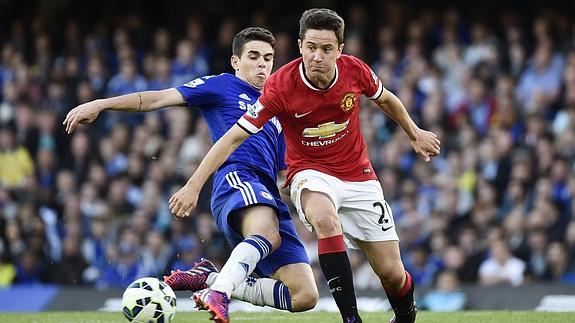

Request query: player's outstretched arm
[
  {"left": 374, "top": 88, "right": 441, "bottom": 162},
  {"left": 169, "top": 124, "right": 250, "bottom": 217},
  {"left": 63, "top": 88, "right": 184, "bottom": 134}
]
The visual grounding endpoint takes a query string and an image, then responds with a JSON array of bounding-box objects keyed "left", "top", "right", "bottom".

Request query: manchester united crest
[{"left": 340, "top": 92, "right": 357, "bottom": 112}]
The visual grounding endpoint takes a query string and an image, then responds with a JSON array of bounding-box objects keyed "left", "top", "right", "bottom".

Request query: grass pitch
[{"left": 0, "top": 311, "right": 573, "bottom": 323}]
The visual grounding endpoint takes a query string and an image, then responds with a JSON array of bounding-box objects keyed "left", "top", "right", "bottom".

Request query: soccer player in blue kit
[{"left": 63, "top": 27, "right": 318, "bottom": 323}]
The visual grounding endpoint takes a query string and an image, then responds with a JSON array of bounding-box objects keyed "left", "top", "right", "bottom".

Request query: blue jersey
[
  {"left": 176, "top": 73, "right": 286, "bottom": 181},
  {"left": 175, "top": 74, "right": 308, "bottom": 278}
]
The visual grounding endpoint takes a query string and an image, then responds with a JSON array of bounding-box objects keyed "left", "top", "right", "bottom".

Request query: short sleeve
[
  {"left": 354, "top": 57, "right": 384, "bottom": 100},
  {"left": 237, "top": 76, "right": 283, "bottom": 134},
  {"left": 175, "top": 75, "right": 225, "bottom": 107}
]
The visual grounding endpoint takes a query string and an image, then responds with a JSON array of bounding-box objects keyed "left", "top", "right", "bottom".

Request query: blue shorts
[{"left": 210, "top": 166, "right": 309, "bottom": 277}]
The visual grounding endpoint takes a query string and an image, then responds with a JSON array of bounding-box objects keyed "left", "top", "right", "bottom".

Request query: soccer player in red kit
[{"left": 169, "top": 8, "right": 440, "bottom": 323}]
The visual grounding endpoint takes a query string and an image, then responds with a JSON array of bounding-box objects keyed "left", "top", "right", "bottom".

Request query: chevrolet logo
[{"left": 302, "top": 120, "right": 349, "bottom": 139}]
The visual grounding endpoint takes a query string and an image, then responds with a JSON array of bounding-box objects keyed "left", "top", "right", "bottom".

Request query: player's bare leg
[
  {"left": 270, "top": 262, "right": 318, "bottom": 311},
  {"left": 356, "top": 240, "right": 417, "bottom": 323},
  {"left": 301, "top": 190, "right": 362, "bottom": 322}
]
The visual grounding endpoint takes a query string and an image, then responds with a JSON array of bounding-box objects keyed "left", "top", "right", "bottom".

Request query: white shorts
[{"left": 290, "top": 169, "right": 399, "bottom": 249}]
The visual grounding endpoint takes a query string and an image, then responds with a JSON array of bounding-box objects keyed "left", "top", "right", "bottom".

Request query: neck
[{"left": 303, "top": 64, "right": 336, "bottom": 90}]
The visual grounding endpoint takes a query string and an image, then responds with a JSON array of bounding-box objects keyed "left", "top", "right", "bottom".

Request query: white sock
[
  {"left": 207, "top": 273, "right": 292, "bottom": 311},
  {"left": 210, "top": 235, "right": 271, "bottom": 297}
]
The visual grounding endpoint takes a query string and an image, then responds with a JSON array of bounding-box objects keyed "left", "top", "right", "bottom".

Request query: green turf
[{"left": 0, "top": 311, "right": 574, "bottom": 323}]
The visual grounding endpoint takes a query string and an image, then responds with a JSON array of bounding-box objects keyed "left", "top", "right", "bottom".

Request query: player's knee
[
  {"left": 378, "top": 262, "right": 406, "bottom": 290},
  {"left": 290, "top": 286, "right": 319, "bottom": 312},
  {"left": 257, "top": 230, "right": 281, "bottom": 251},
  {"left": 309, "top": 214, "right": 340, "bottom": 236}
]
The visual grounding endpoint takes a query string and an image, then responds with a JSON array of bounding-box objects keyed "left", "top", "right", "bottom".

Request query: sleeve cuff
[
  {"left": 367, "top": 80, "right": 384, "bottom": 100},
  {"left": 237, "top": 117, "right": 262, "bottom": 134}
]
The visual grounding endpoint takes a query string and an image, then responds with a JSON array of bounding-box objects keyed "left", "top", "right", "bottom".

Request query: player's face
[
  {"left": 298, "top": 29, "right": 343, "bottom": 84},
  {"left": 232, "top": 40, "right": 274, "bottom": 90}
]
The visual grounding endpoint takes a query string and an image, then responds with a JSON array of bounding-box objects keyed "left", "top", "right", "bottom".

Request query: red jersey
[{"left": 237, "top": 54, "right": 384, "bottom": 184}]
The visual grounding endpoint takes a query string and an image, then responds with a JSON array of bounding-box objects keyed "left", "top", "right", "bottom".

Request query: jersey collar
[{"left": 299, "top": 61, "right": 339, "bottom": 91}]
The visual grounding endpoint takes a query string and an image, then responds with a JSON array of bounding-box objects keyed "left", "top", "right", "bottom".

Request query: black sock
[
  {"left": 319, "top": 251, "right": 360, "bottom": 321},
  {"left": 385, "top": 271, "right": 415, "bottom": 313}
]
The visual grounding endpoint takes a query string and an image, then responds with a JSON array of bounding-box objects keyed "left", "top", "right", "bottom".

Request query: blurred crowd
[{"left": 1, "top": 1, "right": 575, "bottom": 310}]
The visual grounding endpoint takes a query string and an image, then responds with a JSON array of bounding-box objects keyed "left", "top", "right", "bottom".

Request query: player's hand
[
  {"left": 63, "top": 100, "right": 104, "bottom": 134},
  {"left": 169, "top": 184, "right": 200, "bottom": 217},
  {"left": 410, "top": 128, "right": 441, "bottom": 162}
]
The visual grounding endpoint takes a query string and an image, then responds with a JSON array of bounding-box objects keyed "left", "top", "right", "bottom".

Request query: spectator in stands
[
  {"left": 544, "top": 242, "right": 575, "bottom": 283},
  {"left": 404, "top": 245, "right": 442, "bottom": 287},
  {"left": 566, "top": 221, "right": 575, "bottom": 270},
  {"left": 15, "top": 250, "right": 46, "bottom": 284},
  {"left": 0, "top": 252, "right": 16, "bottom": 287},
  {"left": 35, "top": 147, "right": 58, "bottom": 192},
  {"left": 0, "top": 126, "right": 34, "bottom": 189},
  {"left": 420, "top": 270, "right": 466, "bottom": 311},
  {"left": 479, "top": 240, "right": 526, "bottom": 286},
  {"left": 0, "top": 80, "right": 18, "bottom": 123},
  {"left": 499, "top": 179, "right": 530, "bottom": 219},
  {"left": 457, "top": 226, "right": 485, "bottom": 282},
  {"left": 170, "top": 235, "right": 202, "bottom": 272},
  {"left": 43, "top": 80, "right": 70, "bottom": 117},
  {"left": 62, "top": 131, "right": 91, "bottom": 182},
  {"left": 50, "top": 235, "right": 89, "bottom": 285},
  {"left": 140, "top": 231, "right": 172, "bottom": 277},
  {"left": 516, "top": 42, "right": 564, "bottom": 113},
  {"left": 463, "top": 22, "right": 497, "bottom": 68},
  {"left": 82, "top": 216, "right": 111, "bottom": 283},
  {"left": 152, "top": 28, "right": 171, "bottom": 57},
  {"left": 12, "top": 102, "right": 54, "bottom": 160},
  {"left": 96, "top": 228, "right": 142, "bottom": 289},
  {"left": 503, "top": 209, "right": 530, "bottom": 262},
  {"left": 442, "top": 245, "right": 466, "bottom": 282},
  {"left": 148, "top": 56, "right": 173, "bottom": 90},
  {"left": 85, "top": 56, "right": 108, "bottom": 98},
  {"left": 452, "top": 78, "right": 496, "bottom": 135},
  {"left": 526, "top": 229, "right": 549, "bottom": 280},
  {"left": 171, "top": 40, "right": 208, "bottom": 86}
]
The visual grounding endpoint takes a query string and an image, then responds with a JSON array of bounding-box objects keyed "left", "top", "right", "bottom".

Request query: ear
[
  {"left": 298, "top": 39, "right": 303, "bottom": 55},
  {"left": 230, "top": 55, "right": 240, "bottom": 71},
  {"left": 336, "top": 43, "right": 344, "bottom": 59}
]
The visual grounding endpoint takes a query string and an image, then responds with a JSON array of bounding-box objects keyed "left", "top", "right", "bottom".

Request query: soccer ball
[{"left": 122, "top": 277, "right": 177, "bottom": 323}]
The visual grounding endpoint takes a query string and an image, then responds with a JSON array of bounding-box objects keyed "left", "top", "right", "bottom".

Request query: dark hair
[
  {"left": 232, "top": 27, "right": 276, "bottom": 56},
  {"left": 299, "top": 8, "right": 345, "bottom": 44}
]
